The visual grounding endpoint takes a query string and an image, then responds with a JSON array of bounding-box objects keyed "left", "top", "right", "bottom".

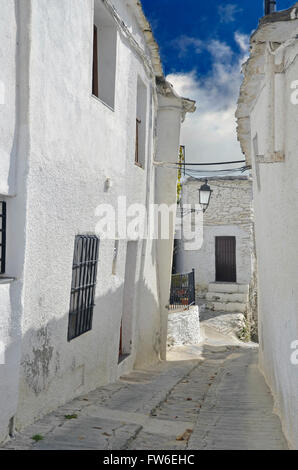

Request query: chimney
[{"left": 264, "top": 0, "right": 277, "bottom": 15}]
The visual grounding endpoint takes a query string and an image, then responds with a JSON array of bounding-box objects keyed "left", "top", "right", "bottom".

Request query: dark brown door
[{"left": 215, "top": 237, "right": 236, "bottom": 282}]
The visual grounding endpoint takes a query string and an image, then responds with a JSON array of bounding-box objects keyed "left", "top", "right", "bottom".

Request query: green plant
[
  {"left": 64, "top": 414, "right": 78, "bottom": 420},
  {"left": 237, "top": 318, "right": 251, "bottom": 342},
  {"left": 31, "top": 434, "right": 44, "bottom": 442}
]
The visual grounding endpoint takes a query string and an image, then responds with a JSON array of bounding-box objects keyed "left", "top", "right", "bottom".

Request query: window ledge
[
  {"left": 0, "top": 277, "right": 16, "bottom": 285},
  {"left": 91, "top": 94, "right": 115, "bottom": 112},
  {"left": 135, "top": 162, "right": 144, "bottom": 170}
]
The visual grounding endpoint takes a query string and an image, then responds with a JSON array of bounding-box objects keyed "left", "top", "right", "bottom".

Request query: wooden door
[{"left": 215, "top": 237, "right": 236, "bottom": 283}]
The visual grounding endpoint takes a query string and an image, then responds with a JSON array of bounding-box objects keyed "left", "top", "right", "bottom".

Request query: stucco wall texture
[
  {"left": 0, "top": 0, "right": 193, "bottom": 442},
  {"left": 167, "top": 306, "right": 200, "bottom": 348},
  {"left": 236, "top": 4, "right": 298, "bottom": 448},
  {"left": 176, "top": 177, "right": 254, "bottom": 290}
]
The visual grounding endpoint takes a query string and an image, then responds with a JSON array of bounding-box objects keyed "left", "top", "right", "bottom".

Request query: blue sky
[
  {"left": 142, "top": 0, "right": 294, "bottom": 76},
  {"left": 141, "top": 0, "right": 294, "bottom": 170}
]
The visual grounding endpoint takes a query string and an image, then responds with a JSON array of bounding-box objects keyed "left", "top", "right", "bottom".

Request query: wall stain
[{"left": 22, "top": 327, "right": 54, "bottom": 395}]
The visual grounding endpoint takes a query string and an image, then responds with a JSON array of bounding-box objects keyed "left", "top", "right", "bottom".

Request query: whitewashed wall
[
  {"left": 0, "top": 0, "right": 30, "bottom": 443},
  {"left": 0, "top": 0, "right": 192, "bottom": 442},
  {"left": 176, "top": 177, "right": 254, "bottom": 290},
  {"left": 236, "top": 7, "right": 298, "bottom": 449}
]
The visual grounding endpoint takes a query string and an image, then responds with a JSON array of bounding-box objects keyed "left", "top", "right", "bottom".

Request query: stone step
[
  {"left": 206, "top": 301, "right": 247, "bottom": 313},
  {"left": 205, "top": 292, "right": 248, "bottom": 304},
  {"left": 208, "top": 283, "right": 249, "bottom": 295}
]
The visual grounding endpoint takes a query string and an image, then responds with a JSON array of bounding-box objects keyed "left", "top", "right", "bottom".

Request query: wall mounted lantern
[
  {"left": 179, "top": 179, "right": 213, "bottom": 217},
  {"left": 199, "top": 179, "right": 212, "bottom": 213}
]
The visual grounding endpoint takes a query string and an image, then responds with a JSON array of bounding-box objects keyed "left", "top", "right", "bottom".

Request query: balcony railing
[{"left": 169, "top": 269, "right": 195, "bottom": 310}]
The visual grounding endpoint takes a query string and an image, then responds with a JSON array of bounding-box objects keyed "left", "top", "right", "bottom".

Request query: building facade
[
  {"left": 0, "top": 0, "right": 195, "bottom": 442},
  {"left": 175, "top": 176, "right": 256, "bottom": 319},
  {"left": 236, "top": 3, "right": 298, "bottom": 448}
]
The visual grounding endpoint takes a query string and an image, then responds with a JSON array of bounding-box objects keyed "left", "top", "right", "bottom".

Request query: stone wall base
[{"left": 167, "top": 306, "right": 200, "bottom": 349}]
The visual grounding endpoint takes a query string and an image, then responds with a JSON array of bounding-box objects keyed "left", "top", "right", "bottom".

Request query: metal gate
[
  {"left": 169, "top": 269, "right": 195, "bottom": 309},
  {"left": 215, "top": 236, "right": 236, "bottom": 283}
]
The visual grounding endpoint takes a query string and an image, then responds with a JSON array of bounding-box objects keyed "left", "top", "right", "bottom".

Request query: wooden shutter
[{"left": 92, "top": 25, "right": 99, "bottom": 97}]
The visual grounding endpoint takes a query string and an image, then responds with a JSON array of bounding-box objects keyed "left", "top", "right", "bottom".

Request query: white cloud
[
  {"left": 166, "top": 33, "right": 250, "bottom": 168},
  {"left": 218, "top": 4, "right": 243, "bottom": 24},
  {"left": 234, "top": 32, "right": 250, "bottom": 54},
  {"left": 171, "top": 35, "right": 203, "bottom": 58}
]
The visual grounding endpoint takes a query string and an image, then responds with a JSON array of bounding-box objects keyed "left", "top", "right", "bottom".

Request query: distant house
[
  {"left": 175, "top": 176, "right": 256, "bottom": 321},
  {"left": 236, "top": 2, "right": 298, "bottom": 449},
  {"left": 0, "top": 0, "right": 195, "bottom": 442}
]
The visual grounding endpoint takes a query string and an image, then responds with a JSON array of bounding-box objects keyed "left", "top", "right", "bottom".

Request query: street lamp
[{"left": 199, "top": 179, "right": 212, "bottom": 213}]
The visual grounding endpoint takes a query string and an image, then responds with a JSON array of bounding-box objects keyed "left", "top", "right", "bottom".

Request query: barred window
[
  {"left": 68, "top": 235, "right": 99, "bottom": 341},
  {"left": 0, "top": 202, "right": 6, "bottom": 275}
]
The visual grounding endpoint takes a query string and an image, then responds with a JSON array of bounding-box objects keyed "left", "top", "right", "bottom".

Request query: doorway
[
  {"left": 119, "top": 241, "right": 138, "bottom": 362},
  {"left": 215, "top": 236, "right": 236, "bottom": 283}
]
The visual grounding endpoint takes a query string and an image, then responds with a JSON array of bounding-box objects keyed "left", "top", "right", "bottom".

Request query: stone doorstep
[
  {"left": 205, "top": 292, "right": 248, "bottom": 303},
  {"left": 208, "top": 283, "right": 249, "bottom": 295},
  {"left": 206, "top": 301, "right": 247, "bottom": 313}
]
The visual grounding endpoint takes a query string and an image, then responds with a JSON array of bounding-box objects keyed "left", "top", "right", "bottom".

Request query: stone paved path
[
  {"left": 2, "top": 340, "right": 288, "bottom": 450},
  {"left": 188, "top": 347, "right": 288, "bottom": 450}
]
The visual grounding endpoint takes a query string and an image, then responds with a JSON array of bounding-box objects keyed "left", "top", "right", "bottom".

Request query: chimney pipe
[{"left": 264, "top": 0, "right": 276, "bottom": 15}]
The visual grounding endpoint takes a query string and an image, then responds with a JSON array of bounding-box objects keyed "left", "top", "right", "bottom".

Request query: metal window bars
[
  {"left": 169, "top": 269, "right": 195, "bottom": 310},
  {"left": 0, "top": 202, "right": 6, "bottom": 275},
  {"left": 68, "top": 235, "right": 99, "bottom": 341}
]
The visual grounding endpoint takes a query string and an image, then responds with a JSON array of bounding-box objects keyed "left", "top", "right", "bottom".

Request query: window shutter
[{"left": 92, "top": 25, "right": 99, "bottom": 97}]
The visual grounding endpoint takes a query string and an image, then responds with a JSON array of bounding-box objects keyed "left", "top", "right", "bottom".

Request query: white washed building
[
  {"left": 175, "top": 176, "right": 256, "bottom": 319},
  {"left": 236, "top": 3, "right": 298, "bottom": 448},
  {"left": 0, "top": 0, "right": 195, "bottom": 442}
]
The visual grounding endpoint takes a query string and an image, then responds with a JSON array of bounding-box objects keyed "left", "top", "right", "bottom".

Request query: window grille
[
  {"left": 0, "top": 202, "right": 6, "bottom": 275},
  {"left": 68, "top": 235, "right": 99, "bottom": 341}
]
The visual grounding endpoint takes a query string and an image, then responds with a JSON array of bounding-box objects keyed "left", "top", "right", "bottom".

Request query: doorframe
[{"left": 118, "top": 240, "right": 139, "bottom": 363}]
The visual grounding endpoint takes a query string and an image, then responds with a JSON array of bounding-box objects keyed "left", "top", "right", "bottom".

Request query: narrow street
[{"left": 3, "top": 329, "right": 287, "bottom": 451}]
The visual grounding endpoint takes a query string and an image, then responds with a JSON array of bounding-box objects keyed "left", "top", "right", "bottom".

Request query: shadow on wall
[{"left": 0, "top": 279, "right": 161, "bottom": 443}]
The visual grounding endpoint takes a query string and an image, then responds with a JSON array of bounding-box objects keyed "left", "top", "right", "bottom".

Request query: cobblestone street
[{"left": 2, "top": 332, "right": 288, "bottom": 451}]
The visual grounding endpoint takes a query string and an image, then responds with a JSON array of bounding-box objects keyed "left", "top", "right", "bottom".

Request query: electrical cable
[{"left": 176, "top": 160, "right": 246, "bottom": 166}]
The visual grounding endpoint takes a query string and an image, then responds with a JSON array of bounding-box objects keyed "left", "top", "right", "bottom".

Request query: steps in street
[
  {"left": 205, "top": 292, "right": 248, "bottom": 303},
  {"left": 208, "top": 283, "right": 249, "bottom": 294},
  {"left": 205, "top": 283, "right": 249, "bottom": 314}
]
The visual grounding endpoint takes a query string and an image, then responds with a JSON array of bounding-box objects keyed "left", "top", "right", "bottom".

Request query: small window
[
  {"left": 92, "top": 2, "right": 117, "bottom": 108},
  {"left": 0, "top": 201, "right": 6, "bottom": 275},
  {"left": 135, "top": 78, "right": 147, "bottom": 168},
  {"left": 68, "top": 235, "right": 99, "bottom": 341}
]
